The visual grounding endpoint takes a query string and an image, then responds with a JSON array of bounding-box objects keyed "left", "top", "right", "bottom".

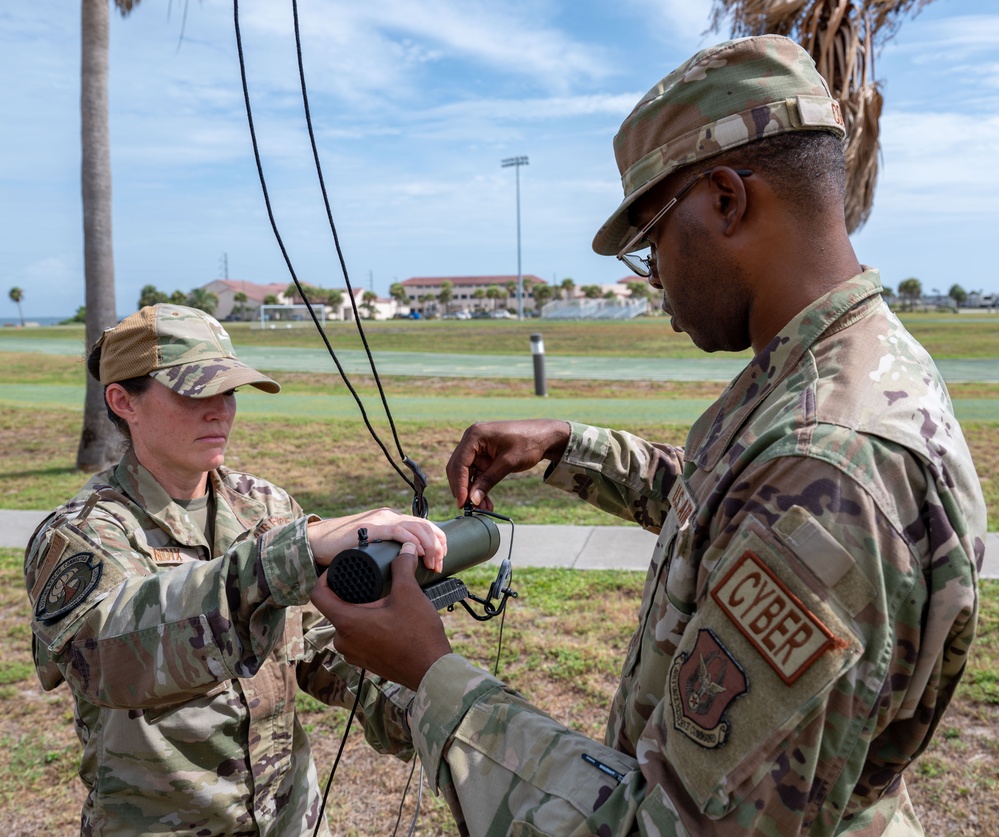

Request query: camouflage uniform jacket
[
  {"left": 409, "top": 269, "right": 986, "bottom": 836},
  {"left": 25, "top": 451, "right": 414, "bottom": 836}
]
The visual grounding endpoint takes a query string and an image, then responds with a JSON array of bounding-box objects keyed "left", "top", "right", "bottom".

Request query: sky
[{"left": 2, "top": 0, "right": 998, "bottom": 320}]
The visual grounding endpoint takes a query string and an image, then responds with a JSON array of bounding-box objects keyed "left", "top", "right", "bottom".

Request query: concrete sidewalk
[{"left": 3, "top": 509, "right": 997, "bottom": 579}]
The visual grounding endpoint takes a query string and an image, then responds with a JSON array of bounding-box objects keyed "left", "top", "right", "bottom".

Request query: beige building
[
  {"left": 400, "top": 275, "right": 547, "bottom": 315},
  {"left": 206, "top": 280, "right": 401, "bottom": 322},
  {"left": 202, "top": 279, "right": 289, "bottom": 321}
]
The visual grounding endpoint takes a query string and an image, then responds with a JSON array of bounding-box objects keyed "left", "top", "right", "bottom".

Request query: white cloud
[
  {"left": 235, "top": 0, "right": 613, "bottom": 102},
  {"left": 873, "top": 107, "right": 999, "bottom": 216},
  {"left": 623, "top": 0, "right": 720, "bottom": 47},
  {"left": 891, "top": 13, "right": 999, "bottom": 58}
]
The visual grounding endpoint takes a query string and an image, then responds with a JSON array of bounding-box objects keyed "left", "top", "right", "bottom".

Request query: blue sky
[{"left": 2, "top": 0, "right": 998, "bottom": 320}]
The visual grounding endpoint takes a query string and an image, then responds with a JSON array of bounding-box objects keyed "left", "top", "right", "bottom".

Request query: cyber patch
[
  {"left": 711, "top": 550, "right": 836, "bottom": 684},
  {"left": 669, "top": 628, "right": 748, "bottom": 749},
  {"left": 34, "top": 551, "right": 104, "bottom": 626}
]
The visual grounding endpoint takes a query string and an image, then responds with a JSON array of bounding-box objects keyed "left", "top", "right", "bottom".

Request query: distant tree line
[
  {"left": 889, "top": 279, "right": 975, "bottom": 312},
  {"left": 138, "top": 284, "right": 219, "bottom": 315},
  {"left": 385, "top": 277, "right": 660, "bottom": 318}
]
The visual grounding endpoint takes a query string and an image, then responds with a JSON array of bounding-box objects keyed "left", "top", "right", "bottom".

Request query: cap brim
[
  {"left": 150, "top": 359, "right": 281, "bottom": 397},
  {"left": 591, "top": 168, "right": 673, "bottom": 257}
]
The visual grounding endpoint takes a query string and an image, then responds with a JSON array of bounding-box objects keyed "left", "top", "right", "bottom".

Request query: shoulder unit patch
[
  {"left": 669, "top": 628, "right": 748, "bottom": 749},
  {"left": 34, "top": 551, "right": 104, "bottom": 626}
]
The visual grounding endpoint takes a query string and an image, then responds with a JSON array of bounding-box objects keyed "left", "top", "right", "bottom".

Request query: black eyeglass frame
[{"left": 616, "top": 168, "right": 754, "bottom": 277}]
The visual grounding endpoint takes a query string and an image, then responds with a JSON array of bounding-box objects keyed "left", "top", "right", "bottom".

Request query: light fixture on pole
[{"left": 501, "top": 156, "right": 529, "bottom": 320}]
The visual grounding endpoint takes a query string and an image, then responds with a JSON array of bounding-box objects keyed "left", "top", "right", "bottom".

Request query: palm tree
[
  {"left": 77, "top": 0, "right": 141, "bottom": 473},
  {"left": 709, "top": 0, "right": 936, "bottom": 233},
  {"left": 388, "top": 282, "right": 409, "bottom": 307},
  {"left": 8, "top": 287, "right": 25, "bottom": 327},
  {"left": 560, "top": 277, "right": 576, "bottom": 301},
  {"left": 323, "top": 289, "right": 344, "bottom": 321},
  {"left": 186, "top": 287, "right": 219, "bottom": 315},
  {"left": 531, "top": 283, "right": 555, "bottom": 310},
  {"left": 232, "top": 290, "right": 249, "bottom": 321},
  {"left": 897, "top": 277, "right": 922, "bottom": 311},
  {"left": 437, "top": 281, "right": 454, "bottom": 315},
  {"left": 138, "top": 283, "right": 168, "bottom": 309},
  {"left": 485, "top": 285, "right": 503, "bottom": 312},
  {"left": 360, "top": 290, "right": 379, "bottom": 319},
  {"left": 505, "top": 280, "right": 518, "bottom": 309}
]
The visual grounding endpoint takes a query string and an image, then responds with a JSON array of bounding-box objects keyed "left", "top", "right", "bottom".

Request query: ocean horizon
[
  {"left": 2, "top": 316, "right": 72, "bottom": 327},
  {"left": 2, "top": 315, "right": 91, "bottom": 327}
]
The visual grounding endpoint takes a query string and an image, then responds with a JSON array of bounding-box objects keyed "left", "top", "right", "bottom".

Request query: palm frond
[{"left": 710, "top": 0, "right": 937, "bottom": 233}]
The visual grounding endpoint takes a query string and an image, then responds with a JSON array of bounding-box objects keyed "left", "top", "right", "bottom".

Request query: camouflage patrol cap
[
  {"left": 592, "top": 34, "right": 846, "bottom": 256},
  {"left": 96, "top": 304, "right": 281, "bottom": 397}
]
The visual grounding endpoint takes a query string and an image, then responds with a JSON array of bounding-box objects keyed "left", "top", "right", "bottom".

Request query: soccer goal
[{"left": 257, "top": 304, "right": 327, "bottom": 329}]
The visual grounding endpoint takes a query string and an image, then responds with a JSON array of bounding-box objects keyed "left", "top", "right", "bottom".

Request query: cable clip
[{"left": 403, "top": 456, "right": 429, "bottom": 518}]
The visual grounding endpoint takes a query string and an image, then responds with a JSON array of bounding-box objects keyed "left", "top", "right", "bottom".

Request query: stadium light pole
[{"left": 501, "top": 156, "right": 529, "bottom": 319}]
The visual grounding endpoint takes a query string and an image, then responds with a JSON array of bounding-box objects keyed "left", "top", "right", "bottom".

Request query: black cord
[
  {"left": 290, "top": 0, "right": 411, "bottom": 465},
  {"left": 233, "top": 0, "right": 418, "bottom": 498},
  {"left": 312, "top": 668, "right": 367, "bottom": 837},
  {"left": 493, "top": 584, "right": 510, "bottom": 677},
  {"left": 234, "top": 4, "right": 518, "bottom": 833},
  {"left": 390, "top": 759, "right": 423, "bottom": 837}
]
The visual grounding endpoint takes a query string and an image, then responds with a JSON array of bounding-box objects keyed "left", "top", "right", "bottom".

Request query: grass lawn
[
  {"left": 0, "top": 550, "right": 996, "bottom": 836},
  {"left": 1, "top": 316, "right": 996, "bottom": 833},
  {"left": 5, "top": 308, "right": 999, "bottom": 358}
]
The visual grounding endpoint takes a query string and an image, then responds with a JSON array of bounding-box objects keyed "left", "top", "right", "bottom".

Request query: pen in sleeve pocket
[{"left": 581, "top": 752, "right": 626, "bottom": 782}]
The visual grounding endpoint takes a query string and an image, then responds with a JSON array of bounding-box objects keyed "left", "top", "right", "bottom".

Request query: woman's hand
[{"left": 307, "top": 508, "right": 446, "bottom": 572}]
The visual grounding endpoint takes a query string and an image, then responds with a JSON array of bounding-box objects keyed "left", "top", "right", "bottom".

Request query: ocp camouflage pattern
[
  {"left": 408, "top": 270, "right": 986, "bottom": 835},
  {"left": 96, "top": 303, "right": 279, "bottom": 395},
  {"left": 594, "top": 35, "right": 846, "bottom": 256},
  {"left": 25, "top": 451, "right": 414, "bottom": 836}
]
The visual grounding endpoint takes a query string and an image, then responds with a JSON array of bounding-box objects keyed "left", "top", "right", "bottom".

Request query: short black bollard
[{"left": 530, "top": 333, "right": 547, "bottom": 397}]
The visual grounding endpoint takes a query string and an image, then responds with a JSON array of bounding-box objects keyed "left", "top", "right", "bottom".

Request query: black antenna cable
[{"left": 233, "top": 0, "right": 427, "bottom": 514}]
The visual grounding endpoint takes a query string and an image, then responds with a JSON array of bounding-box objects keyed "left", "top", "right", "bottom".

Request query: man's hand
[
  {"left": 311, "top": 544, "right": 452, "bottom": 691},
  {"left": 446, "top": 419, "right": 571, "bottom": 511},
  {"left": 307, "top": 509, "right": 446, "bottom": 571}
]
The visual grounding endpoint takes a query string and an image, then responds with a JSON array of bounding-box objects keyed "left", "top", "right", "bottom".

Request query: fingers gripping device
[{"left": 325, "top": 508, "right": 516, "bottom": 618}]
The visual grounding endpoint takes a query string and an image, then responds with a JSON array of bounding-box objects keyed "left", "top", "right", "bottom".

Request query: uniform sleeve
[
  {"left": 410, "top": 654, "right": 650, "bottom": 836},
  {"left": 408, "top": 450, "right": 978, "bottom": 836},
  {"left": 296, "top": 606, "right": 417, "bottom": 758},
  {"left": 637, "top": 451, "right": 975, "bottom": 833},
  {"left": 25, "top": 511, "right": 318, "bottom": 709},
  {"left": 544, "top": 421, "right": 684, "bottom": 532}
]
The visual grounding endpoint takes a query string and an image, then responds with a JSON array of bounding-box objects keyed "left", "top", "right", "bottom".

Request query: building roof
[
  {"left": 348, "top": 287, "right": 390, "bottom": 303},
  {"left": 204, "top": 279, "right": 288, "bottom": 302},
  {"left": 401, "top": 275, "right": 546, "bottom": 287}
]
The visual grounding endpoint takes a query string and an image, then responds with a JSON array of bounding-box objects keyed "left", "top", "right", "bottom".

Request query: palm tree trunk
[{"left": 77, "top": 0, "right": 121, "bottom": 472}]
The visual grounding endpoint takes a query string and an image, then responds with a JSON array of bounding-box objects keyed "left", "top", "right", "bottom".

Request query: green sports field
[
  {"left": 1, "top": 314, "right": 997, "bottom": 527},
  {"left": 1, "top": 314, "right": 997, "bottom": 835}
]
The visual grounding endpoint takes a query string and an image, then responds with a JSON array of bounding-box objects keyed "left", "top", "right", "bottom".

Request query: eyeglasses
[{"left": 616, "top": 168, "right": 753, "bottom": 277}]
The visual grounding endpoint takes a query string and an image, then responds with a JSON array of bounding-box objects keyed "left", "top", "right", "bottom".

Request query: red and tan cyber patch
[{"left": 711, "top": 550, "right": 837, "bottom": 685}]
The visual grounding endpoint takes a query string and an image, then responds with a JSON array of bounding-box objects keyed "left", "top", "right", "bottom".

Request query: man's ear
[
  {"left": 105, "top": 383, "right": 136, "bottom": 424},
  {"left": 708, "top": 166, "right": 750, "bottom": 237}
]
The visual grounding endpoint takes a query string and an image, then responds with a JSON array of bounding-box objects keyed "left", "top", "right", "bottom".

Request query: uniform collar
[
  {"left": 111, "top": 451, "right": 264, "bottom": 551},
  {"left": 685, "top": 269, "right": 884, "bottom": 471}
]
